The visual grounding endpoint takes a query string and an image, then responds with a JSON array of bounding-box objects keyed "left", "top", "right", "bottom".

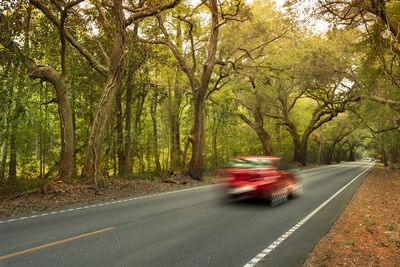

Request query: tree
[
  {"left": 314, "top": 0, "right": 400, "bottom": 45},
  {"left": 233, "top": 30, "right": 360, "bottom": 165},
  {"left": 224, "top": 0, "right": 292, "bottom": 157},
  {"left": 29, "top": 0, "right": 180, "bottom": 186},
  {"left": 115, "top": 31, "right": 149, "bottom": 175},
  {"left": 314, "top": 115, "right": 355, "bottom": 164},
  {"left": 2, "top": 0, "right": 400, "bottom": 195},
  {"left": 149, "top": 82, "right": 167, "bottom": 172},
  {"left": 0, "top": 2, "right": 75, "bottom": 182},
  {"left": 351, "top": 100, "right": 400, "bottom": 167},
  {"left": 311, "top": 0, "right": 400, "bottom": 132},
  {"left": 236, "top": 77, "right": 274, "bottom": 156},
  {"left": 142, "top": 0, "right": 230, "bottom": 180}
]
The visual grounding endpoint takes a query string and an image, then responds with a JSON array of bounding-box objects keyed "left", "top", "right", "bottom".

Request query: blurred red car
[{"left": 222, "top": 156, "right": 302, "bottom": 206}]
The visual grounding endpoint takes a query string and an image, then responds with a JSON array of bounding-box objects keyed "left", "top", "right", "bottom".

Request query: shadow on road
[{"left": 219, "top": 197, "right": 275, "bottom": 209}]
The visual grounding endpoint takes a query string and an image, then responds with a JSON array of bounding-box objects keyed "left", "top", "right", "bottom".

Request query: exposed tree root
[{"left": 5, "top": 176, "right": 61, "bottom": 201}]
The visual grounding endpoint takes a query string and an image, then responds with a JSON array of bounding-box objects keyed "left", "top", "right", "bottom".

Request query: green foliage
[
  {"left": 383, "top": 223, "right": 396, "bottom": 231},
  {"left": 386, "top": 1, "right": 400, "bottom": 21},
  {"left": 1, "top": 0, "right": 400, "bottom": 191}
]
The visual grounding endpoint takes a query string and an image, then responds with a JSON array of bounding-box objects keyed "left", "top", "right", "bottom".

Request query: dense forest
[{"left": 0, "top": 0, "right": 399, "bottom": 191}]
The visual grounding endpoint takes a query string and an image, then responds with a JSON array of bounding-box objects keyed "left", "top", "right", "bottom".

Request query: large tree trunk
[
  {"left": 81, "top": 0, "right": 125, "bottom": 186},
  {"left": 157, "top": 0, "right": 219, "bottom": 180},
  {"left": 280, "top": 115, "right": 307, "bottom": 165},
  {"left": 317, "top": 140, "right": 323, "bottom": 164},
  {"left": 27, "top": 66, "right": 74, "bottom": 182},
  {"left": 254, "top": 107, "right": 273, "bottom": 155},
  {"left": 116, "top": 89, "right": 125, "bottom": 174},
  {"left": 293, "top": 138, "right": 308, "bottom": 166},
  {"left": 325, "top": 145, "right": 335, "bottom": 164},
  {"left": 347, "top": 143, "right": 357, "bottom": 161},
  {"left": 291, "top": 125, "right": 315, "bottom": 166},
  {"left": 239, "top": 107, "right": 274, "bottom": 156},
  {"left": 189, "top": 93, "right": 206, "bottom": 180},
  {"left": 334, "top": 144, "right": 344, "bottom": 162},
  {"left": 185, "top": 5, "right": 217, "bottom": 173},
  {"left": 32, "top": 76, "right": 74, "bottom": 183},
  {"left": 348, "top": 146, "right": 355, "bottom": 161},
  {"left": 256, "top": 129, "right": 274, "bottom": 156},
  {"left": 57, "top": 82, "right": 75, "bottom": 182},
  {"left": 103, "top": 113, "right": 114, "bottom": 175}
]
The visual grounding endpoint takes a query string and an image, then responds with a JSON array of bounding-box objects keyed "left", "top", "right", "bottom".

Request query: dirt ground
[
  {"left": 1, "top": 165, "right": 399, "bottom": 266},
  {"left": 304, "top": 164, "right": 400, "bottom": 267}
]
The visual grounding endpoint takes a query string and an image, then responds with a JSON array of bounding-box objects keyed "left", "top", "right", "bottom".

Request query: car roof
[{"left": 234, "top": 156, "right": 281, "bottom": 160}]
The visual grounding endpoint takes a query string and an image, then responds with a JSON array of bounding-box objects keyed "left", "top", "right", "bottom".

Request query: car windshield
[{"left": 225, "top": 158, "right": 278, "bottom": 168}]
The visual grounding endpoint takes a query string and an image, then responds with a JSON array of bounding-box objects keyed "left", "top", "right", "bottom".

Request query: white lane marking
[
  {"left": 0, "top": 185, "right": 215, "bottom": 225},
  {"left": 298, "top": 161, "right": 370, "bottom": 175},
  {"left": 243, "top": 163, "right": 374, "bottom": 267}
]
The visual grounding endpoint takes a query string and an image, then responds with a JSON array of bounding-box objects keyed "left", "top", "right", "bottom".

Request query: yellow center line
[{"left": 0, "top": 227, "right": 115, "bottom": 260}]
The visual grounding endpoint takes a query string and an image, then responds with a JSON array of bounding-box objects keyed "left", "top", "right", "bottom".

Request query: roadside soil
[{"left": 304, "top": 164, "right": 400, "bottom": 267}]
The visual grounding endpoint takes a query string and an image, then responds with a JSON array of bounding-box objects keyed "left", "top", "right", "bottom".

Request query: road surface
[{"left": 0, "top": 161, "right": 374, "bottom": 267}]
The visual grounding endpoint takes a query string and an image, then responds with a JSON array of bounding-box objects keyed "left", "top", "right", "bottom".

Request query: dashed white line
[
  {"left": 0, "top": 185, "right": 214, "bottom": 225},
  {"left": 243, "top": 164, "right": 374, "bottom": 267}
]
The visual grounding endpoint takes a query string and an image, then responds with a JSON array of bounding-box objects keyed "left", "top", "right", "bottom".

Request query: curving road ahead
[{"left": 0, "top": 161, "right": 374, "bottom": 267}]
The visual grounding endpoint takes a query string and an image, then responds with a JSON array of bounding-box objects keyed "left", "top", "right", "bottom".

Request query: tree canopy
[{"left": 1, "top": 0, "right": 399, "bottom": 191}]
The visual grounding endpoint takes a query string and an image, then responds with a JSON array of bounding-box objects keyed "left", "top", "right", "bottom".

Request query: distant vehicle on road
[
  {"left": 221, "top": 156, "right": 302, "bottom": 206},
  {"left": 362, "top": 156, "right": 376, "bottom": 161}
]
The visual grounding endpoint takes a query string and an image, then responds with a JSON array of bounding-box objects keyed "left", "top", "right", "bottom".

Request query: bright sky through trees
[{"left": 274, "top": 0, "right": 330, "bottom": 33}]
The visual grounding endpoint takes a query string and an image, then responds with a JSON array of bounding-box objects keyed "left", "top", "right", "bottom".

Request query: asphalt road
[{"left": 0, "top": 161, "right": 374, "bottom": 267}]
